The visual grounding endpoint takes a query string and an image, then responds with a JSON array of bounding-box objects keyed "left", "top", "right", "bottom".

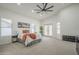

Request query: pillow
[{"left": 30, "top": 33, "right": 36, "bottom": 39}]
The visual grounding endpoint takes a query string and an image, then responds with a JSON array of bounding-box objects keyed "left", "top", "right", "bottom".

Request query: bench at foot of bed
[
  {"left": 16, "top": 38, "right": 42, "bottom": 47},
  {"left": 26, "top": 39, "right": 41, "bottom": 47}
]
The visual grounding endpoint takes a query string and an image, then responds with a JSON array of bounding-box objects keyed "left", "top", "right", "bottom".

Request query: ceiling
[{"left": 0, "top": 3, "right": 71, "bottom": 20}]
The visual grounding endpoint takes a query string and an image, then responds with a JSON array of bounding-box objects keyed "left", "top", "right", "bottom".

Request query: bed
[{"left": 16, "top": 30, "right": 42, "bottom": 47}]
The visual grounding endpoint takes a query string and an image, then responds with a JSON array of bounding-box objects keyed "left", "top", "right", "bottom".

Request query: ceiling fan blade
[
  {"left": 37, "top": 5, "right": 42, "bottom": 9},
  {"left": 43, "top": 3, "right": 48, "bottom": 9},
  {"left": 46, "top": 5, "right": 54, "bottom": 10},
  {"left": 42, "top": 3, "right": 44, "bottom": 7}
]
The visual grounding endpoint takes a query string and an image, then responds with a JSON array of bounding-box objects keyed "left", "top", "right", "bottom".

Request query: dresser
[{"left": 62, "top": 35, "right": 76, "bottom": 42}]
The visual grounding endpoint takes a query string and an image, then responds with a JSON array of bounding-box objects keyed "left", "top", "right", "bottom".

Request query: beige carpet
[{"left": 0, "top": 37, "right": 77, "bottom": 55}]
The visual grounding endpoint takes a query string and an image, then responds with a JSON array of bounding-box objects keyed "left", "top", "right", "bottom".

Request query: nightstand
[{"left": 12, "top": 35, "right": 18, "bottom": 43}]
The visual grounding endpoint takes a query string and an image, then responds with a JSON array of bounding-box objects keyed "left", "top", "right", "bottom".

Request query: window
[
  {"left": 30, "top": 24, "right": 36, "bottom": 33},
  {"left": 1, "top": 18, "right": 12, "bottom": 36},
  {"left": 44, "top": 24, "right": 53, "bottom": 36},
  {"left": 57, "top": 22, "right": 60, "bottom": 34}
]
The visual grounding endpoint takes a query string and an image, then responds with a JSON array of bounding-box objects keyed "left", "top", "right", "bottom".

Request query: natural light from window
[
  {"left": 44, "top": 24, "right": 53, "bottom": 36},
  {"left": 57, "top": 22, "right": 60, "bottom": 35},
  {"left": 1, "top": 18, "right": 12, "bottom": 36},
  {"left": 30, "top": 24, "right": 36, "bottom": 33}
]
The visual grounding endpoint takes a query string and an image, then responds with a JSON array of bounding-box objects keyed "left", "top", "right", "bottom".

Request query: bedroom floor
[{"left": 0, "top": 37, "right": 77, "bottom": 55}]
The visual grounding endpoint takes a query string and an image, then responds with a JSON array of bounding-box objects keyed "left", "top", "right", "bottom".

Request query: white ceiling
[{"left": 0, "top": 3, "right": 71, "bottom": 20}]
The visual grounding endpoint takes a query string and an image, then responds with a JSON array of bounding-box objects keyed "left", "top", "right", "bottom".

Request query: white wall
[
  {"left": 59, "top": 4, "right": 79, "bottom": 36},
  {"left": 0, "top": 7, "right": 40, "bottom": 45},
  {"left": 41, "top": 4, "right": 79, "bottom": 39},
  {"left": 0, "top": 19, "right": 1, "bottom": 44},
  {"left": 41, "top": 15, "right": 60, "bottom": 39}
]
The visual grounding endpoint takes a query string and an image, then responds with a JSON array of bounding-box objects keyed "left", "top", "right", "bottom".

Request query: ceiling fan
[{"left": 34, "top": 3, "right": 54, "bottom": 13}]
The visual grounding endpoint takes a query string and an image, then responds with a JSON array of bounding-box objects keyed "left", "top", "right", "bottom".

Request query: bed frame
[{"left": 16, "top": 38, "right": 41, "bottom": 47}]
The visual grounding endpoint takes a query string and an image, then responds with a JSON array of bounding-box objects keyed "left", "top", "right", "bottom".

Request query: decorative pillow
[{"left": 30, "top": 33, "right": 36, "bottom": 39}]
